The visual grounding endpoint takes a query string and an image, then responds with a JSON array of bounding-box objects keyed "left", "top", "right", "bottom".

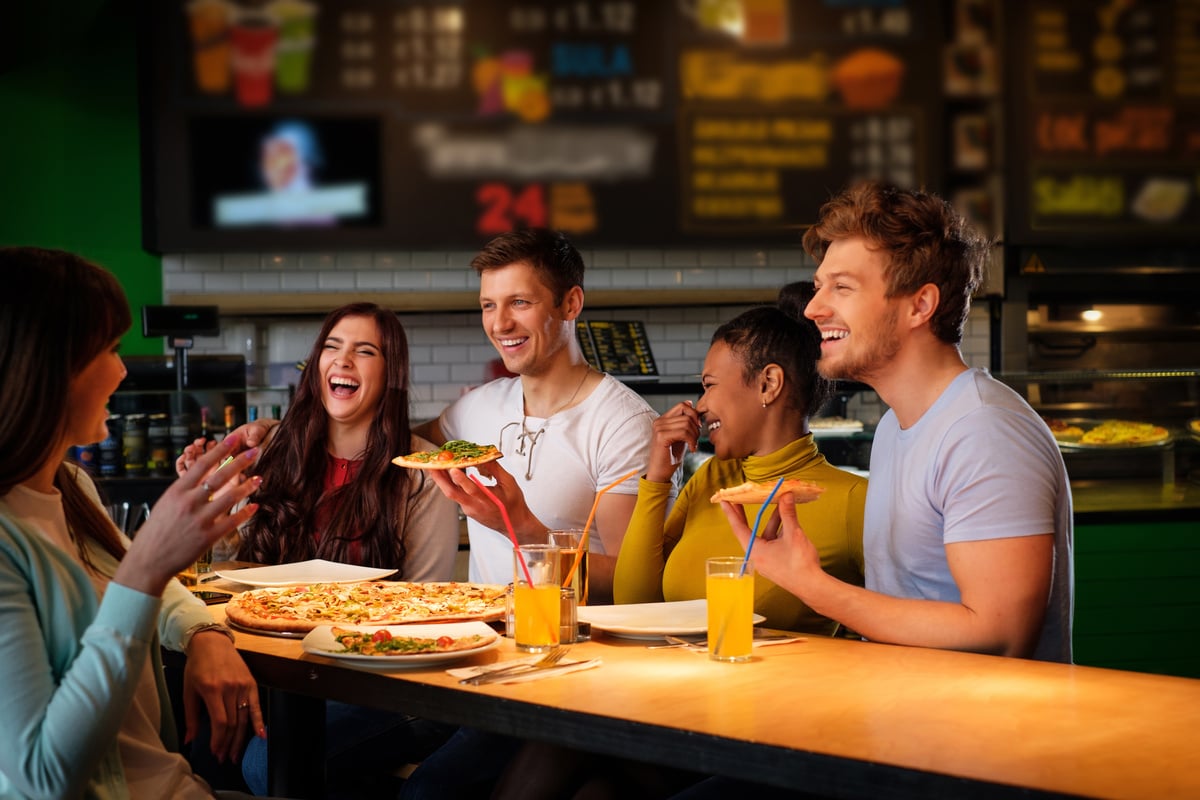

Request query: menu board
[
  {"left": 1008, "top": 0, "right": 1200, "bottom": 243},
  {"left": 140, "top": 0, "right": 941, "bottom": 252},
  {"left": 577, "top": 319, "right": 657, "bottom": 377}
]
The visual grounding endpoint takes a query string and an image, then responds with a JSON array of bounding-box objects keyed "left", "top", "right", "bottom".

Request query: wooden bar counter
[{"left": 209, "top": 606, "right": 1200, "bottom": 800}]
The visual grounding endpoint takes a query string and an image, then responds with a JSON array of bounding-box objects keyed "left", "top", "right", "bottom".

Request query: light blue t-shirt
[{"left": 865, "top": 368, "right": 1074, "bottom": 662}]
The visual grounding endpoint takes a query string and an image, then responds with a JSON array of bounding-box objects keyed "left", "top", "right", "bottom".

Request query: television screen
[{"left": 189, "top": 116, "right": 381, "bottom": 231}]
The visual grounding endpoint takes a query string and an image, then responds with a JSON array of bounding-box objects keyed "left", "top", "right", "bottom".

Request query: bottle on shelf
[
  {"left": 217, "top": 404, "right": 236, "bottom": 442},
  {"left": 199, "top": 406, "right": 215, "bottom": 443}
]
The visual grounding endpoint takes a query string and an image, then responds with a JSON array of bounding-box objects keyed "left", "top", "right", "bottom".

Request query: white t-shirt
[
  {"left": 439, "top": 373, "right": 656, "bottom": 585},
  {"left": 865, "top": 368, "right": 1074, "bottom": 663}
]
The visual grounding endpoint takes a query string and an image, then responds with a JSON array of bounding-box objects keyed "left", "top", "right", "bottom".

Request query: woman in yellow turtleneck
[{"left": 614, "top": 292, "right": 866, "bottom": 634}]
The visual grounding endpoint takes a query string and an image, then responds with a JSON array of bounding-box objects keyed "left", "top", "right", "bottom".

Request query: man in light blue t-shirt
[{"left": 721, "top": 182, "right": 1073, "bottom": 663}]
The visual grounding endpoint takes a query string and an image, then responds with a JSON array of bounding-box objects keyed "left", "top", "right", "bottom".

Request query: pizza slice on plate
[{"left": 329, "top": 626, "right": 497, "bottom": 656}]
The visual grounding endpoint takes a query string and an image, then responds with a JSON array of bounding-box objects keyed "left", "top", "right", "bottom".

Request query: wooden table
[{"left": 210, "top": 606, "right": 1200, "bottom": 800}]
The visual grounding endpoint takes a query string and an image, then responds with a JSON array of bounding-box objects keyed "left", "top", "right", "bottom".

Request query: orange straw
[
  {"left": 470, "top": 475, "right": 532, "bottom": 586},
  {"left": 562, "top": 468, "right": 640, "bottom": 593}
]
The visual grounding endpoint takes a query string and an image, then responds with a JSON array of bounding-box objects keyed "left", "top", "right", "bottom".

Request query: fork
[{"left": 459, "top": 645, "right": 568, "bottom": 685}]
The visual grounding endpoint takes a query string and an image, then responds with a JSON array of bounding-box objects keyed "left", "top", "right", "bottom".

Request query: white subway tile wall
[{"left": 164, "top": 249, "right": 993, "bottom": 426}]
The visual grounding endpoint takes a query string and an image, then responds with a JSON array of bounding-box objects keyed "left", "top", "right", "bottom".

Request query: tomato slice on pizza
[
  {"left": 391, "top": 440, "right": 502, "bottom": 470},
  {"left": 710, "top": 479, "right": 824, "bottom": 505}
]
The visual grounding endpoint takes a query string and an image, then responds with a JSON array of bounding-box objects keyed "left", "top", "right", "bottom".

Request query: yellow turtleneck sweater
[{"left": 613, "top": 435, "right": 866, "bottom": 634}]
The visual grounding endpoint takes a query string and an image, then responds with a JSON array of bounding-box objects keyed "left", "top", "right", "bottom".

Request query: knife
[{"left": 462, "top": 659, "right": 599, "bottom": 686}]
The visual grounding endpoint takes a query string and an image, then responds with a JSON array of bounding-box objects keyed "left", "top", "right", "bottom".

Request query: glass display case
[
  {"left": 997, "top": 368, "right": 1200, "bottom": 679},
  {"left": 995, "top": 369, "right": 1200, "bottom": 520}
]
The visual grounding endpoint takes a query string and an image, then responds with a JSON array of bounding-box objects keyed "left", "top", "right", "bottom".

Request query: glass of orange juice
[
  {"left": 706, "top": 556, "right": 754, "bottom": 662},
  {"left": 513, "top": 544, "right": 561, "bottom": 652}
]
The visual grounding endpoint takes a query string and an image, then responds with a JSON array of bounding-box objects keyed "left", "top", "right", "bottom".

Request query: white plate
[
  {"left": 214, "top": 559, "right": 397, "bottom": 587},
  {"left": 301, "top": 621, "right": 501, "bottom": 668},
  {"left": 578, "top": 599, "right": 765, "bottom": 640}
]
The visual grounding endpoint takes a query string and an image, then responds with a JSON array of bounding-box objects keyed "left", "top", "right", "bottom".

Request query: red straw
[{"left": 470, "top": 475, "right": 533, "bottom": 586}]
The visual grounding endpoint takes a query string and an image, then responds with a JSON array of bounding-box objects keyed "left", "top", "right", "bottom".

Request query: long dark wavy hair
[
  {"left": 0, "top": 247, "right": 131, "bottom": 567},
  {"left": 237, "top": 303, "right": 420, "bottom": 571}
]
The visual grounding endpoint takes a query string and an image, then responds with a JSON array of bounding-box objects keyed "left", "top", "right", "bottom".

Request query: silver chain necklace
[{"left": 506, "top": 367, "right": 592, "bottom": 480}]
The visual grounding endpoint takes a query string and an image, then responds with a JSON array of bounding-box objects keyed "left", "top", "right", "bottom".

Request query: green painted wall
[
  {"left": 0, "top": 0, "right": 162, "bottom": 355},
  {"left": 1074, "top": 520, "right": 1200, "bottom": 678}
]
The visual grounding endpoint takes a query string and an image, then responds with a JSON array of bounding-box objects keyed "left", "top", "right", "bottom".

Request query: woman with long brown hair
[
  {"left": 180, "top": 302, "right": 458, "bottom": 797},
  {"left": 0, "top": 246, "right": 265, "bottom": 798},
  {"left": 232, "top": 302, "right": 457, "bottom": 575}
]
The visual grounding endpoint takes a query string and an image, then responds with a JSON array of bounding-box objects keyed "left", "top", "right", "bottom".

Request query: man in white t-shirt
[
  {"left": 414, "top": 229, "right": 656, "bottom": 603},
  {"left": 720, "top": 182, "right": 1073, "bottom": 662}
]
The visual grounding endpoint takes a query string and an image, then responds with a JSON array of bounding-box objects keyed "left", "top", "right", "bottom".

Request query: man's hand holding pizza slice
[{"left": 393, "top": 440, "right": 546, "bottom": 545}]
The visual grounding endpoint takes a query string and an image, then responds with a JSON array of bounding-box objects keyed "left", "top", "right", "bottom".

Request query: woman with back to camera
[
  {"left": 179, "top": 302, "right": 460, "bottom": 797},
  {"left": 0, "top": 246, "right": 267, "bottom": 799}
]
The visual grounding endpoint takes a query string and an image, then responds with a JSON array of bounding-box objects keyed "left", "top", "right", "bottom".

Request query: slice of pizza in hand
[
  {"left": 709, "top": 479, "right": 825, "bottom": 505},
  {"left": 391, "top": 440, "right": 502, "bottom": 470}
]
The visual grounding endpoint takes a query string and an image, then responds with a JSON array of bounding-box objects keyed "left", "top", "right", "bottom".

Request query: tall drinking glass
[
  {"left": 549, "top": 529, "right": 586, "bottom": 642},
  {"left": 513, "top": 544, "right": 561, "bottom": 653},
  {"left": 706, "top": 556, "right": 754, "bottom": 662}
]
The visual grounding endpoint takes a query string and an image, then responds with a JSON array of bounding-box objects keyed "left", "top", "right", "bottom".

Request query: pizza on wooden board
[
  {"left": 224, "top": 581, "right": 507, "bottom": 634},
  {"left": 327, "top": 626, "right": 497, "bottom": 656},
  {"left": 391, "top": 440, "right": 502, "bottom": 470},
  {"left": 710, "top": 479, "right": 825, "bottom": 505}
]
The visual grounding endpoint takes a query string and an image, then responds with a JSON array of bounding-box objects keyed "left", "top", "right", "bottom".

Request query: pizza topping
[
  {"left": 1044, "top": 419, "right": 1085, "bottom": 441},
  {"left": 329, "top": 626, "right": 495, "bottom": 657},
  {"left": 224, "top": 581, "right": 509, "bottom": 633},
  {"left": 1078, "top": 420, "right": 1168, "bottom": 445},
  {"left": 392, "top": 440, "right": 503, "bottom": 470}
]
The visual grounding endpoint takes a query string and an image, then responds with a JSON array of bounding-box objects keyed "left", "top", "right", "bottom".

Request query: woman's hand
[
  {"left": 183, "top": 631, "right": 265, "bottom": 763},
  {"left": 118, "top": 434, "right": 261, "bottom": 595},
  {"left": 174, "top": 437, "right": 217, "bottom": 478},
  {"left": 644, "top": 400, "right": 702, "bottom": 483},
  {"left": 174, "top": 419, "right": 277, "bottom": 478}
]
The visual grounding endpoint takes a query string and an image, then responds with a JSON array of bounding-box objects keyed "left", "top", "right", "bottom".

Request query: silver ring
[
  {"left": 201, "top": 481, "right": 212, "bottom": 493},
  {"left": 237, "top": 701, "right": 250, "bottom": 709}
]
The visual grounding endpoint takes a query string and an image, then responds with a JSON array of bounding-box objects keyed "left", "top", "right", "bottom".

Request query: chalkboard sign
[
  {"left": 577, "top": 319, "right": 657, "bottom": 377},
  {"left": 1008, "top": 0, "right": 1200, "bottom": 244},
  {"left": 140, "top": 0, "right": 941, "bottom": 252}
]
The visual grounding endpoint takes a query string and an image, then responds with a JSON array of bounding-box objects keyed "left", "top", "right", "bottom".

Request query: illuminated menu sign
[
  {"left": 140, "top": 0, "right": 939, "bottom": 251},
  {"left": 1009, "top": 0, "right": 1200, "bottom": 243}
]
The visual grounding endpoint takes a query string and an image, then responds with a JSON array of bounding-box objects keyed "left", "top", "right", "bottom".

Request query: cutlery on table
[
  {"left": 459, "top": 645, "right": 568, "bottom": 685},
  {"left": 647, "top": 633, "right": 805, "bottom": 650},
  {"left": 463, "top": 657, "right": 599, "bottom": 686}
]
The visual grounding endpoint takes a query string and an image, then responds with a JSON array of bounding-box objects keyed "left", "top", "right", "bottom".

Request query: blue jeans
[
  {"left": 243, "top": 701, "right": 454, "bottom": 798},
  {"left": 398, "top": 727, "right": 522, "bottom": 800}
]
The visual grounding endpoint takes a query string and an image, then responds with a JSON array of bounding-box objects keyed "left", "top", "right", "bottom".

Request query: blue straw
[{"left": 739, "top": 477, "right": 785, "bottom": 577}]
